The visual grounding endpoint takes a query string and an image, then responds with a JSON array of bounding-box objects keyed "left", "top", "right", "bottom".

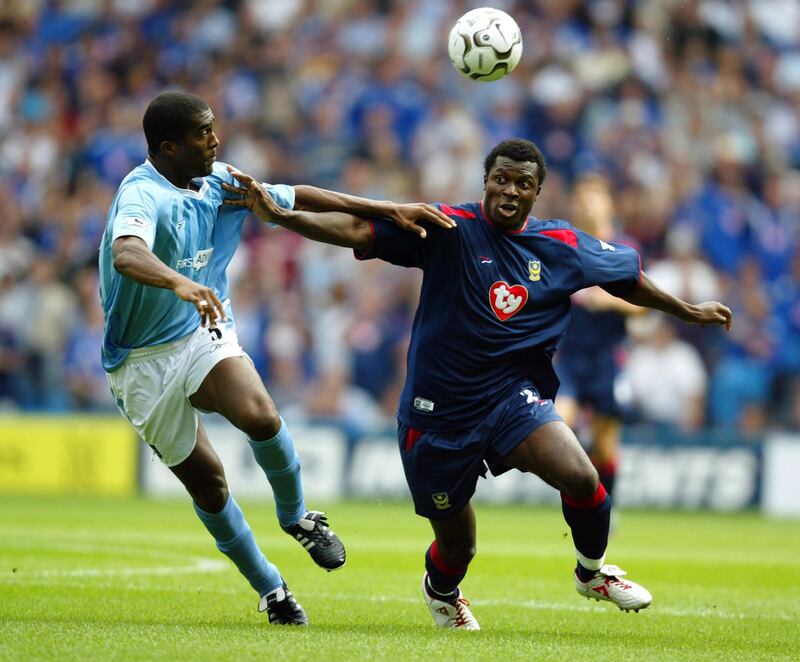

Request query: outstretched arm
[
  {"left": 291, "top": 183, "right": 455, "bottom": 239},
  {"left": 222, "top": 169, "right": 374, "bottom": 249},
  {"left": 621, "top": 271, "right": 732, "bottom": 330},
  {"left": 573, "top": 286, "right": 648, "bottom": 316}
]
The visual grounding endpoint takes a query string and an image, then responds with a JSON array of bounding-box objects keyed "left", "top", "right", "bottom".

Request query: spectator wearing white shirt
[{"left": 621, "top": 314, "right": 708, "bottom": 430}]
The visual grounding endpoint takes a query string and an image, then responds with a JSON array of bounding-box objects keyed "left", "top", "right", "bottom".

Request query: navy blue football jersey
[
  {"left": 355, "top": 202, "right": 642, "bottom": 431},
  {"left": 559, "top": 234, "right": 639, "bottom": 355}
]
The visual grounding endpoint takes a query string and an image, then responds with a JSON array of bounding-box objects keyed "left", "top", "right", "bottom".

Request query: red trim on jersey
[
  {"left": 637, "top": 252, "right": 643, "bottom": 285},
  {"left": 430, "top": 540, "right": 467, "bottom": 575},
  {"left": 561, "top": 483, "right": 608, "bottom": 510},
  {"left": 353, "top": 220, "right": 377, "bottom": 261},
  {"left": 439, "top": 204, "right": 476, "bottom": 219},
  {"left": 539, "top": 229, "right": 578, "bottom": 248},
  {"left": 507, "top": 218, "right": 529, "bottom": 234},
  {"left": 405, "top": 427, "right": 423, "bottom": 451}
]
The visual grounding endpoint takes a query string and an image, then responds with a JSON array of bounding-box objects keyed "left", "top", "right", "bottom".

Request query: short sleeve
[
  {"left": 576, "top": 229, "right": 641, "bottom": 297},
  {"left": 217, "top": 163, "right": 295, "bottom": 212},
  {"left": 112, "top": 185, "right": 158, "bottom": 249},
  {"left": 354, "top": 203, "right": 462, "bottom": 268},
  {"left": 263, "top": 183, "right": 295, "bottom": 211},
  {"left": 353, "top": 217, "right": 430, "bottom": 268}
]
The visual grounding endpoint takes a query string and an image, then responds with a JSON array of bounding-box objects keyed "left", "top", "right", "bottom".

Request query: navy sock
[
  {"left": 561, "top": 483, "right": 611, "bottom": 579},
  {"left": 424, "top": 541, "right": 467, "bottom": 597},
  {"left": 576, "top": 563, "right": 598, "bottom": 582},
  {"left": 193, "top": 494, "right": 282, "bottom": 597},
  {"left": 248, "top": 417, "right": 306, "bottom": 528}
]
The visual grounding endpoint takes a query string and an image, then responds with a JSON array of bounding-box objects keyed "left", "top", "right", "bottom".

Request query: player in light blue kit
[{"left": 99, "top": 91, "right": 455, "bottom": 625}]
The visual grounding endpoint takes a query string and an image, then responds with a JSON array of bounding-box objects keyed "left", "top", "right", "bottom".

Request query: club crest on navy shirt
[{"left": 528, "top": 259, "right": 541, "bottom": 281}]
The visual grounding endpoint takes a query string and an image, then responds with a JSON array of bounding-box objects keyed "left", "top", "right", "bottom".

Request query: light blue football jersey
[{"left": 99, "top": 160, "right": 294, "bottom": 372}]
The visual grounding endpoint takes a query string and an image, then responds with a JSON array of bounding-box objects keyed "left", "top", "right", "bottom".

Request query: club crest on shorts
[
  {"left": 432, "top": 492, "right": 451, "bottom": 510},
  {"left": 528, "top": 259, "right": 541, "bottom": 281}
]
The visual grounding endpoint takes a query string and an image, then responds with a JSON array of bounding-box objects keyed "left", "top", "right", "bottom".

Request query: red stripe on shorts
[{"left": 405, "top": 427, "right": 423, "bottom": 451}]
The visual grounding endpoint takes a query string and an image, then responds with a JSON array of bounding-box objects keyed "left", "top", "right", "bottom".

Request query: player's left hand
[
  {"left": 383, "top": 203, "right": 456, "bottom": 239},
  {"left": 686, "top": 301, "right": 733, "bottom": 330}
]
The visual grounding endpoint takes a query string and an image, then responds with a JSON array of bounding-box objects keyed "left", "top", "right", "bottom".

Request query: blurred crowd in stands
[{"left": 1, "top": 0, "right": 799, "bottom": 438}]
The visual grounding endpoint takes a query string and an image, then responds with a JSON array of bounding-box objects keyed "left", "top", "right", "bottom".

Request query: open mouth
[{"left": 498, "top": 203, "right": 518, "bottom": 216}]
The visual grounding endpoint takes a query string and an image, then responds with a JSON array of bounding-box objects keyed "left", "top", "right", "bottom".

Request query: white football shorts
[{"left": 107, "top": 319, "right": 245, "bottom": 467}]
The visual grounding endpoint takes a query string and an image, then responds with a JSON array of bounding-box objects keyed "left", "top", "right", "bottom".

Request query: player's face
[
  {"left": 174, "top": 109, "right": 219, "bottom": 179},
  {"left": 483, "top": 157, "right": 541, "bottom": 230}
]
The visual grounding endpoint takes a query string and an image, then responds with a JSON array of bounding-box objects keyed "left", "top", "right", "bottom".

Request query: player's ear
[
  {"left": 160, "top": 140, "right": 177, "bottom": 158},
  {"left": 483, "top": 174, "right": 488, "bottom": 188}
]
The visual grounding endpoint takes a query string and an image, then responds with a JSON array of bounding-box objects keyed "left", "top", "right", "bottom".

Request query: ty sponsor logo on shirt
[{"left": 489, "top": 281, "right": 528, "bottom": 321}]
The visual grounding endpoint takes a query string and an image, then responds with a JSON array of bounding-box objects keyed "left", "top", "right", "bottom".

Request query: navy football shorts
[
  {"left": 556, "top": 352, "right": 620, "bottom": 417},
  {"left": 397, "top": 382, "right": 563, "bottom": 520}
]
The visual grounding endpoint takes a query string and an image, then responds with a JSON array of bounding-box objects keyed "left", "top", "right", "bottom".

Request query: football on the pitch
[{"left": 448, "top": 7, "right": 523, "bottom": 82}]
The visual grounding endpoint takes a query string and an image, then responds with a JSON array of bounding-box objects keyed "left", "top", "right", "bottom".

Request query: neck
[{"left": 149, "top": 155, "right": 190, "bottom": 189}]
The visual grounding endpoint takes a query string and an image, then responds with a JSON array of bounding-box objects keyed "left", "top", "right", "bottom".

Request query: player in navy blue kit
[
  {"left": 556, "top": 174, "right": 648, "bottom": 502},
  {"left": 223, "top": 139, "right": 733, "bottom": 630}
]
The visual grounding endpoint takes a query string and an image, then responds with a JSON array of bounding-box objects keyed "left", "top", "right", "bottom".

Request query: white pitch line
[
  {"left": 11, "top": 556, "right": 227, "bottom": 579},
  {"left": 2, "top": 539, "right": 198, "bottom": 561},
  {"left": 309, "top": 592, "right": 799, "bottom": 623},
  {"left": 2, "top": 568, "right": 795, "bottom": 624},
  {"left": 2, "top": 529, "right": 795, "bottom": 568}
]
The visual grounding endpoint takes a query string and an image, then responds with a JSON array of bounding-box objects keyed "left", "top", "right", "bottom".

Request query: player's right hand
[
  {"left": 687, "top": 301, "right": 733, "bottom": 330},
  {"left": 173, "top": 278, "right": 226, "bottom": 328},
  {"left": 383, "top": 203, "right": 456, "bottom": 239},
  {"left": 222, "top": 167, "right": 286, "bottom": 222}
]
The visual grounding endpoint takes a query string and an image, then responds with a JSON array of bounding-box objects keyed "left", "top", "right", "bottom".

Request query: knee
[
  {"left": 439, "top": 539, "right": 477, "bottom": 567},
  {"left": 191, "top": 475, "right": 229, "bottom": 513},
  {"left": 563, "top": 466, "right": 600, "bottom": 500},
  {"left": 233, "top": 397, "right": 280, "bottom": 440},
  {"left": 452, "top": 544, "right": 477, "bottom": 567}
]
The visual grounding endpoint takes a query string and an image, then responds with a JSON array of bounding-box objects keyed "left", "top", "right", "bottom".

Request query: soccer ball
[{"left": 448, "top": 7, "right": 523, "bottom": 82}]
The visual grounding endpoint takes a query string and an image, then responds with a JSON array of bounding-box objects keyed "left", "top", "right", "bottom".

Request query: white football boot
[
  {"left": 422, "top": 573, "right": 480, "bottom": 630},
  {"left": 574, "top": 564, "right": 652, "bottom": 613}
]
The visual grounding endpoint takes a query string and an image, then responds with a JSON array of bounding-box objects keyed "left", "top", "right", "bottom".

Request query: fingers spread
[
  {"left": 226, "top": 166, "right": 253, "bottom": 186},
  {"left": 221, "top": 182, "right": 246, "bottom": 194},
  {"left": 427, "top": 207, "right": 456, "bottom": 228}
]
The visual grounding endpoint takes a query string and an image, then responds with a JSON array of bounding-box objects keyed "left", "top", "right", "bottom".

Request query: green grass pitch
[{"left": 1, "top": 495, "right": 798, "bottom": 661}]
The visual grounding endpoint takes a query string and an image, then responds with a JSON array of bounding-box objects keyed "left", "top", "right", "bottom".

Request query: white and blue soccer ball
[{"left": 448, "top": 7, "right": 523, "bottom": 82}]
